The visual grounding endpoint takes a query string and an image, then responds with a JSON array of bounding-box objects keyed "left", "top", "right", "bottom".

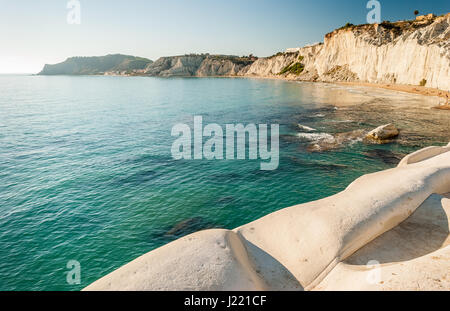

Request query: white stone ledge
[{"left": 84, "top": 143, "right": 450, "bottom": 291}]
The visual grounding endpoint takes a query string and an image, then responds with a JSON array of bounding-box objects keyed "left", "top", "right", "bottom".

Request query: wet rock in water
[
  {"left": 297, "top": 124, "right": 316, "bottom": 132},
  {"left": 365, "top": 124, "right": 399, "bottom": 143},
  {"left": 162, "top": 217, "right": 218, "bottom": 239},
  {"left": 363, "top": 149, "right": 406, "bottom": 165},
  {"left": 288, "top": 156, "right": 348, "bottom": 170},
  {"left": 281, "top": 134, "right": 303, "bottom": 143},
  {"left": 304, "top": 129, "right": 366, "bottom": 152}
]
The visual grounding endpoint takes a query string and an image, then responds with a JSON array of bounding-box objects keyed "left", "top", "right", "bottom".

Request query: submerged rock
[
  {"left": 160, "top": 217, "right": 218, "bottom": 239},
  {"left": 302, "top": 129, "right": 366, "bottom": 152},
  {"left": 363, "top": 149, "right": 405, "bottom": 165},
  {"left": 217, "top": 196, "right": 235, "bottom": 204},
  {"left": 298, "top": 124, "right": 316, "bottom": 132},
  {"left": 288, "top": 156, "right": 348, "bottom": 170},
  {"left": 365, "top": 123, "right": 399, "bottom": 142}
]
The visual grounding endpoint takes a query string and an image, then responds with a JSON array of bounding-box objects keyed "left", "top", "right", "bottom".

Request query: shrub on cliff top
[
  {"left": 420, "top": 79, "right": 427, "bottom": 87},
  {"left": 267, "top": 52, "right": 284, "bottom": 59},
  {"left": 268, "top": 51, "right": 300, "bottom": 59}
]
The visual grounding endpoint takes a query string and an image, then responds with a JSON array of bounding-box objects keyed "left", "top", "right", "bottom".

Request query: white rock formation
[
  {"left": 366, "top": 123, "right": 399, "bottom": 141},
  {"left": 314, "top": 193, "right": 450, "bottom": 290},
  {"left": 144, "top": 54, "right": 254, "bottom": 77},
  {"left": 241, "top": 52, "right": 301, "bottom": 77},
  {"left": 84, "top": 143, "right": 450, "bottom": 291},
  {"left": 242, "top": 13, "right": 450, "bottom": 90}
]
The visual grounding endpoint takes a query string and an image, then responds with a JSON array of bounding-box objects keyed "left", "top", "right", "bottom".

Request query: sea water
[{"left": 0, "top": 75, "right": 448, "bottom": 290}]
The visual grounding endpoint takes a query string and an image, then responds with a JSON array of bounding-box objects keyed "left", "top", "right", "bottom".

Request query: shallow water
[{"left": 0, "top": 75, "right": 448, "bottom": 290}]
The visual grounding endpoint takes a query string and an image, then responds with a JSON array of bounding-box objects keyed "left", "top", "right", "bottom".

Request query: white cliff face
[
  {"left": 145, "top": 55, "right": 207, "bottom": 76},
  {"left": 240, "top": 52, "right": 300, "bottom": 77},
  {"left": 243, "top": 13, "right": 450, "bottom": 90},
  {"left": 315, "top": 14, "right": 450, "bottom": 90},
  {"left": 145, "top": 54, "right": 254, "bottom": 77},
  {"left": 196, "top": 58, "right": 243, "bottom": 76},
  {"left": 240, "top": 44, "right": 323, "bottom": 80}
]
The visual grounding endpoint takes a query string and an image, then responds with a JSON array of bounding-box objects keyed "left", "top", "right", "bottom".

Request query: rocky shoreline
[
  {"left": 39, "top": 13, "right": 450, "bottom": 96},
  {"left": 84, "top": 143, "right": 450, "bottom": 291}
]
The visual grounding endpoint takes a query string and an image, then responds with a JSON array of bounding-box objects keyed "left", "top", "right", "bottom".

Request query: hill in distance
[{"left": 38, "top": 54, "right": 153, "bottom": 75}]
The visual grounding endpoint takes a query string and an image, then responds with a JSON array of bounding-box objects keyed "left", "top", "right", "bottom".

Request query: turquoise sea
[{"left": 0, "top": 75, "right": 449, "bottom": 290}]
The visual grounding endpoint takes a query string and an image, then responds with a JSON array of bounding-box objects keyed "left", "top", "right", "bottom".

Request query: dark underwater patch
[
  {"left": 287, "top": 156, "right": 348, "bottom": 171},
  {"left": 125, "top": 154, "right": 175, "bottom": 167},
  {"left": 118, "top": 169, "right": 162, "bottom": 186},
  {"left": 151, "top": 216, "right": 221, "bottom": 242},
  {"left": 216, "top": 196, "right": 235, "bottom": 204},
  {"left": 362, "top": 149, "right": 406, "bottom": 165}
]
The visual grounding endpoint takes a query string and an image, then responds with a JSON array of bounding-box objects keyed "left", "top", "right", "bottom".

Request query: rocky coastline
[
  {"left": 39, "top": 13, "right": 450, "bottom": 98},
  {"left": 84, "top": 143, "right": 450, "bottom": 291}
]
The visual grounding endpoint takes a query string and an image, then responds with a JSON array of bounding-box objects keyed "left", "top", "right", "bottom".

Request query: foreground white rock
[
  {"left": 84, "top": 143, "right": 450, "bottom": 291},
  {"left": 314, "top": 193, "right": 450, "bottom": 290}
]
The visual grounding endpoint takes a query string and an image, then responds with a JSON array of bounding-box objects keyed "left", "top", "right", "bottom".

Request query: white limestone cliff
[
  {"left": 240, "top": 52, "right": 301, "bottom": 77},
  {"left": 241, "top": 13, "right": 450, "bottom": 91},
  {"left": 144, "top": 54, "right": 254, "bottom": 77},
  {"left": 84, "top": 143, "right": 450, "bottom": 291}
]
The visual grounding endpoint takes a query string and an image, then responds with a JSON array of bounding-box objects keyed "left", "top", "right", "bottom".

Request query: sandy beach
[
  {"left": 237, "top": 75, "right": 450, "bottom": 106},
  {"left": 337, "top": 81, "right": 450, "bottom": 101}
]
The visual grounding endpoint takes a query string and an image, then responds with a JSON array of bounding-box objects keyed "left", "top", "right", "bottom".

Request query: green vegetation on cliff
[
  {"left": 207, "top": 54, "right": 256, "bottom": 66},
  {"left": 279, "top": 61, "right": 305, "bottom": 75}
]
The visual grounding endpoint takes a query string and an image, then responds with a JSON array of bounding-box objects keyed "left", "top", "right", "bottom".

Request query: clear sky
[{"left": 1, "top": 0, "right": 449, "bottom": 73}]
